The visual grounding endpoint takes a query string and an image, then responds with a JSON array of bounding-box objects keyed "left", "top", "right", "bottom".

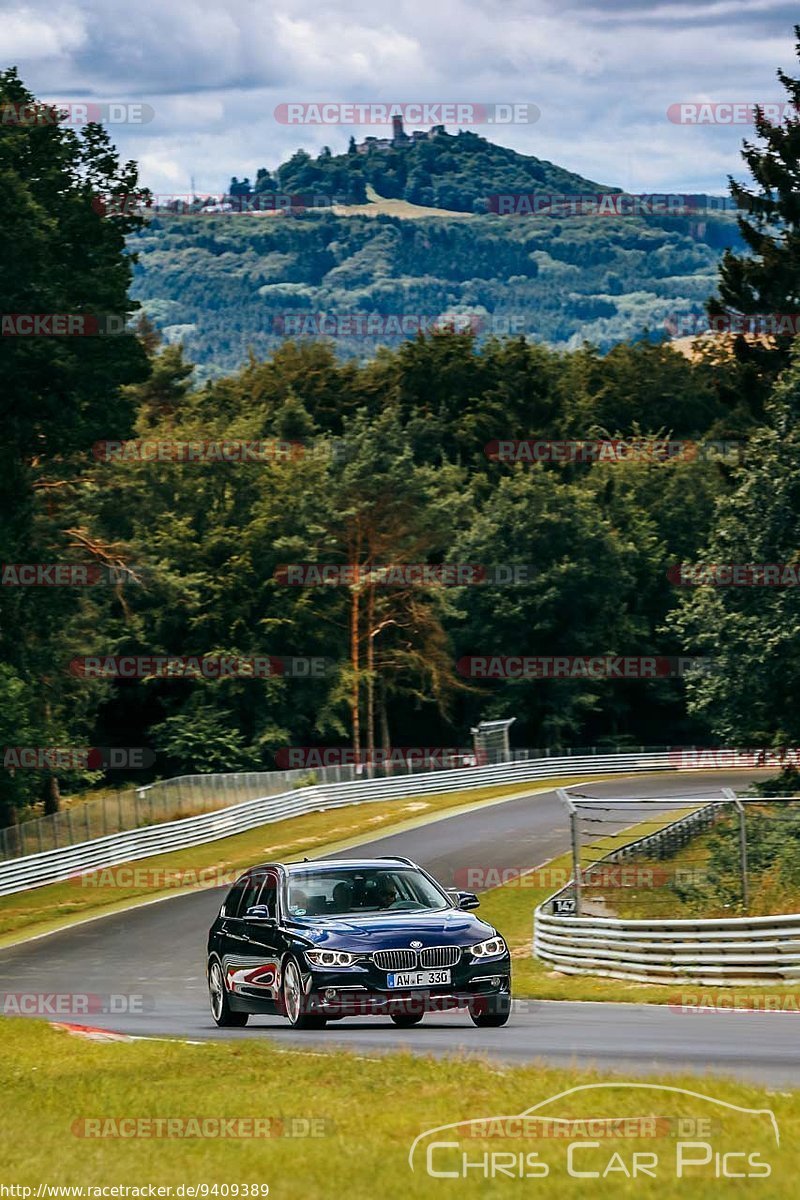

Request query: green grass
[
  {"left": 0, "top": 1019, "right": 795, "bottom": 1198},
  {"left": 611, "top": 803, "right": 800, "bottom": 922},
  {"left": 331, "top": 183, "right": 477, "bottom": 219},
  {"left": 0, "top": 776, "right": 599, "bottom": 946}
]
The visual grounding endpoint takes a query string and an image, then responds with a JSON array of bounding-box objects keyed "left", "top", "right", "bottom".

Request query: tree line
[{"left": 3, "top": 29, "right": 800, "bottom": 823}]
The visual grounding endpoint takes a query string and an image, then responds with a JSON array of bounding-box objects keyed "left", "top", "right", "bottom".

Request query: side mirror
[
  {"left": 456, "top": 891, "right": 480, "bottom": 910},
  {"left": 245, "top": 904, "right": 275, "bottom": 921}
]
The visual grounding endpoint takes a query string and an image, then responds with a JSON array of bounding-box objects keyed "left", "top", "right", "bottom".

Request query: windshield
[{"left": 285, "top": 866, "right": 449, "bottom": 917}]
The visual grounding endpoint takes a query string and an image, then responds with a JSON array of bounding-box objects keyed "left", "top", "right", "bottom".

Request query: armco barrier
[
  {"left": 534, "top": 796, "right": 800, "bottom": 986},
  {"left": 534, "top": 908, "right": 800, "bottom": 986},
  {"left": 0, "top": 748, "right": 718, "bottom": 897},
  {"left": 0, "top": 745, "right": 666, "bottom": 861}
]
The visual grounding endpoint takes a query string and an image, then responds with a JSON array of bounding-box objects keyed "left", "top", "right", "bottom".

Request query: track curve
[{"left": 3, "top": 770, "right": 798, "bottom": 1085}]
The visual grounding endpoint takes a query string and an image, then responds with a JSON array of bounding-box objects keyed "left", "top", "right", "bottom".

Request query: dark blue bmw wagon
[{"left": 207, "top": 856, "right": 511, "bottom": 1029}]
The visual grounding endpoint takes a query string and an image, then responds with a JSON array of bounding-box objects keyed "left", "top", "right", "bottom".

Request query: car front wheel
[
  {"left": 281, "top": 957, "right": 327, "bottom": 1030},
  {"left": 468, "top": 993, "right": 511, "bottom": 1028},
  {"left": 208, "top": 959, "right": 248, "bottom": 1028}
]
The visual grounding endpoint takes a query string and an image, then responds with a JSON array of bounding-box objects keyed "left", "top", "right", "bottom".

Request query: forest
[
  {"left": 129, "top": 125, "right": 743, "bottom": 376},
  {"left": 3, "top": 48, "right": 800, "bottom": 824}
]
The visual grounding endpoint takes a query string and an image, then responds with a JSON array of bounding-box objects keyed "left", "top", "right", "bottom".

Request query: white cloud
[
  {"left": 0, "top": 5, "right": 87, "bottom": 60},
  {"left": 271, "top": 14, "right": 424, "bottom": 86},
  {"left": 2, "top": 0, "right": 797, "bottom": 193}
]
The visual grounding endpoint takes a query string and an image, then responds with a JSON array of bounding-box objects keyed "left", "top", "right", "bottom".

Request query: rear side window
[
  {"left": 259, "top": 873, "right": 279, "bottom": 917},
  {"left": 239, "top": 874, "right": 266, "bottom": 916},
  {"left": 223, "top": 879, "right": 247, "bottom": 917}
]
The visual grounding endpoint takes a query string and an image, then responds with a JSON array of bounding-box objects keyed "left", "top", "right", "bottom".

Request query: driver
[
  {"left": 289, "top": 887, "right": 308, "bottom": 915},
  {"left": 374, "top": 878, "right": 398, "bottom": 908}
]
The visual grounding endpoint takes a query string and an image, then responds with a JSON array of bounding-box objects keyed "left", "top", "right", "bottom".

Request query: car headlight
[
  {"left": 470, "top": 936, "right": 507, "bottom": 959},
  {"left": 305, "top": 949, "right": 358, "bottom": 967}
]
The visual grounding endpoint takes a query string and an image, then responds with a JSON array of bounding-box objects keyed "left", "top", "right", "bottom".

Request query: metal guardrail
[
  {"left": 0, "top": 745, "right": 665, "bottom": 862},
  {"left": 535, "top": 907, "right": 800, "bottom": 986},
  {"left": 0, "top": 748, "right": 697, "bottom": 897},
  {"left": 0, "top": 762, "right": 372, "bottom": 861},
  {"left": 534, "top": 794, "right": 800, "bottom": 985}
]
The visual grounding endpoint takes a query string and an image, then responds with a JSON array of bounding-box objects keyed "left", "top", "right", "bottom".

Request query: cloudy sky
[{"left": 1, "top": 0, "right": 798, "bottom": 196}]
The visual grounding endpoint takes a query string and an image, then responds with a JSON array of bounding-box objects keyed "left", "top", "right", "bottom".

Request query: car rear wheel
[
  {"left": 468, "top": 993, "right": 511, "bottom": 1028},
  {"left": 208, "top": 959, "right": 249, "bottom": 1028},
  {"left": 391, "top": 1012, "right": 424, "bottom": 1028},
  {"left": 281, "top": 957, "right": 327, "bottom": 1030}
]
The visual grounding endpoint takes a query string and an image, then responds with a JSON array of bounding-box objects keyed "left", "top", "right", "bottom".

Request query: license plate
[{"left": 387, "top": 969, "right": 451, "bottom": 988}]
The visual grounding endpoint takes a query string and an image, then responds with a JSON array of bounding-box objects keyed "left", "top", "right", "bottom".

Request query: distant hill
[
  {"left": 247, "top": 126, "right": 619, "bottom": 214},
  {"left": 130, "top": 129, "right": 743, "bottom": 379}
]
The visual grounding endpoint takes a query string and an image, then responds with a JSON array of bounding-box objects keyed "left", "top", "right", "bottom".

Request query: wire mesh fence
[
  {"left": 0, "top": 744, "right": 654, "bottom": 862},
  {"left": 550, "top": 789, "right": 800, "bottom": 919}
]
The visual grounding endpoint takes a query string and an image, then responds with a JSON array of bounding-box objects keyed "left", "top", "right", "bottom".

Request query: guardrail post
[
  {"left": 558, "top": 788, "right": 582, "bottom": 916},
  {"left": 721, "top": 788, "right": 748, "bottom": 911},
  {"left": 732, "top": 795, "right": 749, "bottom": 911}
]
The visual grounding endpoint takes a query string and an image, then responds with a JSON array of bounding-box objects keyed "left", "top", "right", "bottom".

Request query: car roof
[{"left": 243, "top": 857, "right": 419, "bottom": 875}]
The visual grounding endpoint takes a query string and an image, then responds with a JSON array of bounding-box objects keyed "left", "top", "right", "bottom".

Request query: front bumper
[{"left": 301, "top": 955, "right": 511, "bottom": 1016}]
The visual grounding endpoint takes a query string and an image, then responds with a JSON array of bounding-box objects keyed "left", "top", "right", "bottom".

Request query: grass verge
[
  {"left": 0, "top": 776, "right": 597, "bottom": 946},
  {"left": 0, "top": 1019, "right": 795, "bottom": 1198}
]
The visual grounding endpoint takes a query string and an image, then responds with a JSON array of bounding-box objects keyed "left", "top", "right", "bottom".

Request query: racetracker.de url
[{"left": 0, "top": 1187, "right": 269, "bottom": 1198}]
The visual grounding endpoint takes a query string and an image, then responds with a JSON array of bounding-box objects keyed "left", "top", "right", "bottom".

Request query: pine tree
[{"left": 710, "top": 25, "right": 800, "bottom": 371}]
